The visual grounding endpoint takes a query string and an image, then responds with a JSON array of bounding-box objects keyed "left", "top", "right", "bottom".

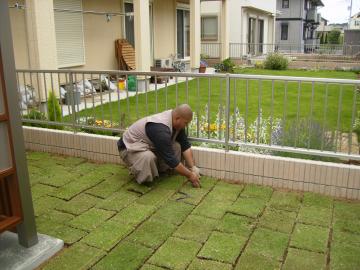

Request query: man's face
[{"left": 173, "top": 116, "right": 192, "bottom": 130}]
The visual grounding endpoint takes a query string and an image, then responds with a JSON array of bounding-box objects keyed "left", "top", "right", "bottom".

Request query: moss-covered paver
[
  {"left": 68, "top": 208, "right": 115, "bottom": 232},
  {"left": 42, "top": 242, "right": 105, "bottom": 270},
  {"left": 259, "top": 208, "right": 296, "bottom": 233},
  {"left": 148, "top": 237, "right": 202, "bottom": 269},
  {"left": 81, "top": 220, "right": 133, "bottom": 251},
  {"left": 26, "top": 151, "right": 360, "bottom": 269},
  {"left": 283, "top": 248, "right": 326, "bottom": 270},
  {"left": 198, "top": 231, "right": 247, "bottom": 264},
  {"left": 127, "top": 218, "right": 177, "bottom": 249},
  {"left": 188, "top": 258, "right": 232, "bottom": 270},
  {"left": 173, "top": 214, "right": 218, "bottom": 243},
  {"left": 246, "top": 228, "right": 289, "bottom": 261},
  {"left": 217, "top": 213, "right": 254, "bottom": 237},
  {"left": 92, "top": 241, "right": 152, "bottom": 270},
  {"left": 290, "top": 223, "right": 329, "bottom": 253}
]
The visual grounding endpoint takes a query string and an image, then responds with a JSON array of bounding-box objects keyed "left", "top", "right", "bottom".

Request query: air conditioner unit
[{"left": 154, "top": 58, "right": 172, "bottom": 68}]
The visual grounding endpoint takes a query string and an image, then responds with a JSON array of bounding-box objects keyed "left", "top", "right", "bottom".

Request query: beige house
[
  {"left": 201, "top": 0, "right": 276, "bottom": 58},
  {"left": 9, "top": 0, "right": 229, "bottom": 72}
]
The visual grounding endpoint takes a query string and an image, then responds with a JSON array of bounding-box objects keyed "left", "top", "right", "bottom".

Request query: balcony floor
[{"left": 25, "top": 151, "right": 360, "bottom": 270}]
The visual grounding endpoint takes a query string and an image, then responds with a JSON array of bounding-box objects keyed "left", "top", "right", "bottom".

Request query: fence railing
[
  {"left": 201, "top": 43, "right": 221, "bottom": 58},
  {"left": 202, "top": 42, "right": 360, "bottom": 60},
  {"left": 16, "top": 69, "right": 360, "bottom": 160}
]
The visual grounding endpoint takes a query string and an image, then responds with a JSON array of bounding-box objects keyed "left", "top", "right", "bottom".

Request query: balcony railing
[
  {"left": 201, "top": 43, "right": 221, "bottom": 58},
  {"left": 16, "top": 69, "right": 360, "bottom": 161}
]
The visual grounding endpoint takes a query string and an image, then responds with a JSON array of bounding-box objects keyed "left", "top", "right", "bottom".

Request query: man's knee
[{"left": 141, "top": 151, "right": 157, "bottom": 164}]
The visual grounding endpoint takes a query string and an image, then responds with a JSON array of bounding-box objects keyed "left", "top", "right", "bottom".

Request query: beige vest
[{"left": 122, "top": 110, "right": 178, "bottom": 152}]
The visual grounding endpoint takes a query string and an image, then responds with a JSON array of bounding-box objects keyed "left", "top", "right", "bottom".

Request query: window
[
  {"left": 201, "top": 16, "right": 218, "bottom": 41},
  {"left": 54, "top": 0, "right": 85, "bottom": 67},
  {"left": 124, "top": 2, "right": 135, "bottom": 47},
  {"left": 177, "top": 9, "right": 190, "bottom": 59},
  {"left": 281, "top": 24, "right": 288, "bottom": 40},
  {"left": 282, "top": 0, "right": 289, "bottom": 8}
]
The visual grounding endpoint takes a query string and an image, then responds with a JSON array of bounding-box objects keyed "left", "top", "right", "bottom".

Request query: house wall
[
  {"left": 9, "top": 0, "right": 30, "bottom": 69},
  {"left": 9, "top": 0, "right": 180, "bottom": 70},
  {"left": 201, "top": 0, "right": 276, "bottom": 44},
  {"left": 153, "top": 0, "right": 176, "bottom": 60},
  {"left": 74, "top": 0, "right": 124, "bottom": 70},
  {"left": 275, "top": 20, "right": 304, "bottom": 47},
  {"left": 8, "top": 0, "right": 124, "bottom": 70},
  {"left": 349, "top": 17, "right": 360, "bottom": 30},
  {"left": 276, "top": 0, "right": 305, "bottom": 19},
  {"left": 275, "top": 0, "right": 305, "bottom": 49}
]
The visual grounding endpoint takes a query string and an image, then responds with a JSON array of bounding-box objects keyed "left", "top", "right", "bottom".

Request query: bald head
[
  {"left": 173, "top": 104, "right": 193, "bottom": 120},
  {"left": 172, "top": 104, "right": 193, "bottom": 130}
]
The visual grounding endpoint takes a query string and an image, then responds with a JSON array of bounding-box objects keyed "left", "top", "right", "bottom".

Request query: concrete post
[
  {"left": 220, "top": 0, "right": 229, "bottom": 60},
  {"left": 0, "top": 0, "right": 38, "bottom": 248},
  {"left": 134, "top": 0, "right": 151, "bottom": 72},
  {"left": 190, "top": 0, "right": 201, "bottom": 70}
]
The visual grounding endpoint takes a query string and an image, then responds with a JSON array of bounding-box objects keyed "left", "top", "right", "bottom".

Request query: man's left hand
[{"left": 190, "top": 166, "right": 201, "bottom": 178}]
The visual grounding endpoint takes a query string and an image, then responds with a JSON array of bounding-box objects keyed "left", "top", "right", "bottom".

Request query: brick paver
[{"left": 27, "top": 151, "right": 360, "bottom": 270}]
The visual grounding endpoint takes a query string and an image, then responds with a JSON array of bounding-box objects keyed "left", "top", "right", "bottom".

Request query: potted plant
[{"left": 199, "top": 60, "right": 208, "bottom": 73}]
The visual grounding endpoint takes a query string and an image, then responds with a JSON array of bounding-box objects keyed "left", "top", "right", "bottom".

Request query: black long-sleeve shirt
[{"left": 117, "top": 122, "right": 191, "bottom": 168}]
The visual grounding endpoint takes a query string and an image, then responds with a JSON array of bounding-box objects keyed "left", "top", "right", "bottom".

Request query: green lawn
[{"left": 69, "top": 69, "right": 358, "bottom": 134}]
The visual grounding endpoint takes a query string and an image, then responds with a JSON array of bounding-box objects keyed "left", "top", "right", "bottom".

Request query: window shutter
[{"left": 54, "top": 0, "right": 85, "bottom": 67}]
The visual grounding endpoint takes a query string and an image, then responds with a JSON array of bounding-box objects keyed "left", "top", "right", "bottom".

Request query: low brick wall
[{"left": 23, "top": 127, "right": 360, "bottom": 200}]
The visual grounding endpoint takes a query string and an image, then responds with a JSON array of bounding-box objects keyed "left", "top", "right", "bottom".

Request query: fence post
[
  {"left": 68, "top": 72, "right": 77, "bottom": 131},
  {"left": 225, "top": 73, "right": 230, "bottom": 151}
]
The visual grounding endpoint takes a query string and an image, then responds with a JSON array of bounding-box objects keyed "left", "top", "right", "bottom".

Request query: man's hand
[
  {"left": 188, "top": 172, "right": 201, "bottom": 188},
  {"left": 190, "top": 166, "right": 201, "bottom": 178},
  {"left": 174, "top": 163, "right": 201, "bottom": 188}
]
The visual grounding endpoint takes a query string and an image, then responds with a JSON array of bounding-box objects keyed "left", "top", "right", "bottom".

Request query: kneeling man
[{"left": 117, "top": 104, "right": 201, "bottom": 187}]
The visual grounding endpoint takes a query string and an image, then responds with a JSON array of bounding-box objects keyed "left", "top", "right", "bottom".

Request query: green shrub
[
  {"left": 264, "top": 53, "right": 288, "bottom": 70},
  {"left": 23, "top": 109, "right": 48, "bottom": 128},
  {"left": 254, "top": 61, "right": 264, "bottom": 69},
  {"left": 214, "top": 58, "right": 235, "bottom": 73},
  {"left": 328, "top": 30, "right": 341, "bottom": 44},
  {"left": 47, "top": 91, "right": 63, "bottom": 130}
]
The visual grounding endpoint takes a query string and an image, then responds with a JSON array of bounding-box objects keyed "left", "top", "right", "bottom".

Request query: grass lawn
[
  {"left": 27, "top": 151, "right": 360, "bottom": 269},
  {"left": 69, "top": 69, "right": 358, "bottom": 134}
]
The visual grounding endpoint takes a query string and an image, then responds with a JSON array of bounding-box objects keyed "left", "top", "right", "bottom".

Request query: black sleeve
[
  {"left": 145, "top": 122, "right": 180, "bottom": 168},
  {"left": 176, "top": 129, "right": 191, "bottom": 152}
]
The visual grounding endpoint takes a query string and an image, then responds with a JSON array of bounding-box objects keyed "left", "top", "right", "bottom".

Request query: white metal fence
[
  {"left": 16, "top": 69, "right": 360, "bottom": 160},
  {"left": 201, "top": 42, "right": 360, "bottom": 60}
]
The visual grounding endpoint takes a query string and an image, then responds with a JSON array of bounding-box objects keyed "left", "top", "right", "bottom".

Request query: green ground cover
[{"left": 27, "top": 151, "right": 360, "bottom": 270}]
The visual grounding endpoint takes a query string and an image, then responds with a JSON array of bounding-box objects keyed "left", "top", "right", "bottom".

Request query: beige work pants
[{"left": 119, "top": 142, "right": 181, "bottom": 184}]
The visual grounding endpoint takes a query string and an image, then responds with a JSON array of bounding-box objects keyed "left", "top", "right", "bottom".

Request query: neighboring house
[
  {"left": 316, "top": 17, "right": 332, "bottom": 44},
  {"left": 275, "top": 0, "right": 324, "bottom": 53},
  {"left": 200, "top": 0, "right": 277, "bottom": 58},
  {"left": 8, "top": 0, "right": 209, "bottom": 74},
  {"left": 349, "top": 12, "right": 360, "bottom": 30}
]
